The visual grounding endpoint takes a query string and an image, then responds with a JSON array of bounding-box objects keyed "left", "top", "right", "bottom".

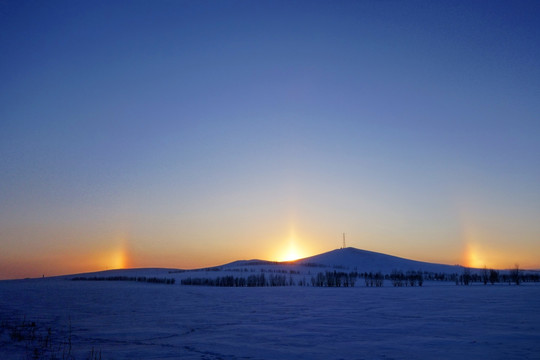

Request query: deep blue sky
[{"left": 1, "top": 1, "right": 539, "bottom": 278}]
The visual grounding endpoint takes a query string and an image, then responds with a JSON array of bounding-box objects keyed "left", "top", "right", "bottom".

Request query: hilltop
[{"left": 291, "top": 247, "right": 462, "bottom": 274}]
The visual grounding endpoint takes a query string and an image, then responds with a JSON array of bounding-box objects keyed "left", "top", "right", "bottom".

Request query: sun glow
[
  {"left": 465, "top": 243, "right": 484, "bottom": 268},
  {"left": 103, "top": 234, "right": 130, "bottom": 270},
  {"left": 280, "top": 244, "right": 301, "bottom": 262},
  {"left": 277, "top": 230, "right": 306, "bottom": 262},
  {"left": 109, "top": 248, "right": 127, "bottom": 269}
]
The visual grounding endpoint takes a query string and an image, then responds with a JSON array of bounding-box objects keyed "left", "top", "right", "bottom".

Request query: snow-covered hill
[
  {"left": 292, "top": 247, "right": 463, "bottom": 274},
  {"left": 215, "top": 247, "right": 464, "bottom": 275},
  {"left": 59, "top": 247, "right": 469, "bottom": 281}
]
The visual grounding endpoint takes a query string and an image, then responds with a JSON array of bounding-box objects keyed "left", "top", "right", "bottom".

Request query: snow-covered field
[{"left": 1, "top": 278, "right": 539, "bottom": 359}]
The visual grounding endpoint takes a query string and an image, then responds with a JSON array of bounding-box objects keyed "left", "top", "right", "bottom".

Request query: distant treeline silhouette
[
  {"left": 71, "top": 268, "right": 539, "bottom": 288},
  {"left": 180, "top": 271, "right": 392, "bottom": 288},
  {"left": 459, "top": 266, "right": 540, "bottom": 286},
  {"left": 171, "top": 267, "right": 301, "bottom": 274},
  {"left": 72, "top": 276, "right": 175, "bottom": 284},
  {"left": 179, "top": 267, "right": 540, "bottom": 288},
  {"left": 181, "top": 274, "right": 290, "bottom": 287},
  {"left": 311, "top": 271, "right": 359, "bottom": 287}
]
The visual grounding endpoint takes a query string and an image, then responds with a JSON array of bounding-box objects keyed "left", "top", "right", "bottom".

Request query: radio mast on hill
[{"left": 342, "top": 233, "right": 346, "bottom": 249}]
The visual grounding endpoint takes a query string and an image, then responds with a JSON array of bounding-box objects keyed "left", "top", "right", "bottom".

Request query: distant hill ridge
[
  {"left": 290, "top": 247, "right": 463, "bottom": 274},
  {"left": 45, "top": 247, "right": 513, "bottom": 281},
  {"left": 219, "top": 247, "right": 463, "bottom": 274}
]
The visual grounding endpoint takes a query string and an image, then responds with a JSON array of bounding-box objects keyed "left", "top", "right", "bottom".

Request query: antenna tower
[{"left": 342, "top": 233, "right": 346, "bottom": 249}]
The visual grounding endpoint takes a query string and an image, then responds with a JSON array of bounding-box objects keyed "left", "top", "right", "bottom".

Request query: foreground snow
[{"left": 1, "top": 279, "right": 539, "bottom": 359}]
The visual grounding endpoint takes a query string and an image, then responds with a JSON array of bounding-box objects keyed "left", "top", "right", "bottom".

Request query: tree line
[
  {"left": 179, "top": 267, "right": 540, "bottom": 288},
  {"left": 72, "top": 276, "right": 175, "bottom": 284},
  {"left": 181, "top": 274, "right": 277, "bottom": 287},
  {"left": 459, "top": 266, "right": 540, "bottom": 286},
  {"left": 389, "top": 270, "right": 424, "bottom": 287}
]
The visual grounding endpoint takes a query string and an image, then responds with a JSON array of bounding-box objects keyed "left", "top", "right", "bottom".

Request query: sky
[{"left": 1, "top": 0, "right": 539, "bottom": 279}]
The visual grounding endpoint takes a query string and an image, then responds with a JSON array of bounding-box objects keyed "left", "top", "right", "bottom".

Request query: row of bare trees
[
  {"left": 460, "top": 265, "right": 539, "bottom": 285},
  {"left": 311, "top": 271, "right": 358, "bottom": 287},
  {"left": 390, "top": 270, "right": 424, "bottom": 287},
  {"left": 181, "top": 274, "right": 272, "bottom": 287},
  {"left": 179, "top": 267, "right": 539, "bottom": 287}
]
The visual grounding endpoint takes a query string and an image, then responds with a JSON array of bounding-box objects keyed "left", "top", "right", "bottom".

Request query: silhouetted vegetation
[
  {"left": 181, "top": 274, "right": 271, "bottom": 287},
  {"left": 72, "top": 276, "right": 175, "bottom": 284},
  {"left": 389, "top": 270, "right": 424, "bottom": 287},
  {"left": 461, "top": 268, "right": 472, "bottom": 285},
  {"left": 509, "top": 264, "right": 521, "bottom": 285},
  {"left": 1, "top": 316, "right": 102, "bottom": 360},
  {"left": 489, "top": 269, "right": 500, "bottom": 284},
  {"left": 176, "top": 265, "right": 540, "bottom": 288},
  {"left": 362, "top": 272, "right": 384, "bottom": 287},
  {"left": 310, "top": 271, "right": 359, "bottom": 287},
  {"left": 181, "top": 271, "right": 361, "bottom": 287}
]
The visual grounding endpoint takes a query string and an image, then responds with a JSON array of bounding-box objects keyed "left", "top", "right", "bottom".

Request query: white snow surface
[{"left": 1, "top": 279, "right": 539, "bottom": 359}]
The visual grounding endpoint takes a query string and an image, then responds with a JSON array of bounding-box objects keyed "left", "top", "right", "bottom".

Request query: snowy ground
[{"left": 1, "top": 279, "right": 539, "bottom": 359}]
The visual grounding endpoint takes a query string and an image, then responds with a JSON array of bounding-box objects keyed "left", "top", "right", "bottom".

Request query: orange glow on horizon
[
  {"left": 456, "top": 206, "right": 536, "bottom": 270},
  {"left": 464, "top": 243, "right": 484, "bottom": 269},
  {"left": 275, "top": 228, "right": 311, "bottom": 262},
  {"left": 97, "top": 233, "right": 131, "bottom": 270},
  {"left": 279, "top": 243, "right": 302, "bottom": 262},
  {"left": 108, "top": 247, "right": 128, "bottom": 270}
]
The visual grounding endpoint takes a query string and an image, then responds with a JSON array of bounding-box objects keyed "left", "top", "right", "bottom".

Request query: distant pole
[{"left": 342, "top": 233, "right": 346, "bottom": 249}]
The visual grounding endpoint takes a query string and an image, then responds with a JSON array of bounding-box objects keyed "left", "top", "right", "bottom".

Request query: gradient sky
[{"left": 1, "top": 1, "right": 539, "bottom": 279}]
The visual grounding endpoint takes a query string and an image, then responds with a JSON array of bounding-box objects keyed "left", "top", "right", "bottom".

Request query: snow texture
[{"left": 1, "top": 278, "right": 539, "bottom": 359}]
